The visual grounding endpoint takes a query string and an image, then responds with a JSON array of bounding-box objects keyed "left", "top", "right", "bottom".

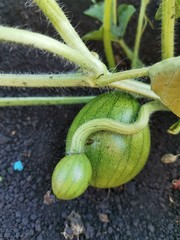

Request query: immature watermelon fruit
[
  {"left": 66, "top": 91, "right": 150, "bottom": 188},
  {"left": 52, "top": 153, "right": 92, "bottom": 200}
]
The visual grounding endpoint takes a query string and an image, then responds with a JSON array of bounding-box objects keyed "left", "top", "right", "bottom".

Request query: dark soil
[{"left": 0, "top": 1, "right": 180, "bottom": 240}]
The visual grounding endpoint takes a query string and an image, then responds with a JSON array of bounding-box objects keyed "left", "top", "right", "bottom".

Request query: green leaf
[
  {"left": 168, "top": 120, "right": 180, "bottom": 135},
  {"left": 82, "top": 27, "right": 103, "bottom": 41},
  {"left": 116, "top": 4, "right": 136, "bottom": 38},
  {"left": 155, "top": 0, "right": 180, "bottom": 20},
  {"left": 155, "top": 3, "right": 161, "bottom": 20},
  {"left": 84, "top": 3, "right": 135, "bottom": 39},
  {"left": 84, "top": 1, "right": 104, "bottom": 22},
  {"left": 148, "top": 56, "right": 180, "bottom": 117}
]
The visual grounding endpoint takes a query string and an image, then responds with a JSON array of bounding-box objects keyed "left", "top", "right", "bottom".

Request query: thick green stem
[
  {"left": 0, "top": 72, "right": 159, "bottom": 100},
  {"left": 161, "top": 0, "right": 175, "bottom": 59},
  {"left": 34, "top": 0, "right": 90, "bottom": 54},
  {"left": 0, "top": 96, "right": 94, "bottom": 107},
  {"left": 132, "top": 0, "right": 149, "bottom": 68},
  {"left": 110, "top": 80, "right": 159, "bottom": 100},
  {"left": 69, "top": 100, "right": 169, "bottom": 153},
  {"left": 96, "top": 66, "right": 149, "bottom": 86},
  {"left": 0, "top": 70, "right": 159, "bottom": 100},
  {"left": 103, "top": 0, "right": 116, "bottom": 69},
  {"left": 0, "top": 73, "right": 95, "bottom": 88},
  {"left": 33, "top": 0, "right": 107, "bottom": 75},
  {"left": 0, "top": 26, "right": 100, "bottom": 74}
]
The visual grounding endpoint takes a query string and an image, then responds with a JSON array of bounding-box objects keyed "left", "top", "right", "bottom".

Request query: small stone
[
  {"left": 7, "top": 167, "right": 13, "bottom": 175},
  {"left": 130, "top": 200, "right": 138, "bottom": 207},
  {"left": 22, "top": 217, "right": 29, "bottom": 225},
  {"left": 126, "top": 230, "right": 131, "bottom": 236},
  {"left": 167, "top": 223, "right": 174, "bottom": 231},
  {"left": 29, "top": 229, "right": 35, "bottom": 236},
  {"left": 16, "top": 218, "right": 21, "bottom": 224},
  {"left": 35, "top": 224, "right": 41, "bottom": 232},
  {"left": 108, "top": 227, "right": 113, "bottom": 234},
  {"left": 15, "top": 211, "right": 21, "bottom": 218},
  {"left": 148, "top": 224, "right": 155, "bottom": 233},
  {"left": 27, "top": 175, "right": 33, "bottom": 182},
  {"left": 4, "top": 232, "right": 10, "bottom": 239},
  {"left": 0, "top": 135, "right": 10, "bottom": 144},
  {"left": 37, "top": 234, "right": 43, "bottom": 240},
  {"left": 30, "top": 213, "right": 37, "bottom": 221},
  {"left": 98, "top": 213, "right": 109, "bottom": 223},
  {"left": 48, "top": 224, "right": 53, "bottom": 230},
  {"left": 133, "top": 218, "right": 139, "bottom": 227}
]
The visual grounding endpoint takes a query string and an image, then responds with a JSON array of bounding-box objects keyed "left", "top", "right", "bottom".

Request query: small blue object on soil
[{"left": 13, "top": 160, "right": 24, "bottom": 171}]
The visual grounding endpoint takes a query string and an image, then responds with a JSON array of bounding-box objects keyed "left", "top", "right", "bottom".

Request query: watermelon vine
[{"left": 0, "top": 0, "right": 179, "bottom": 200}]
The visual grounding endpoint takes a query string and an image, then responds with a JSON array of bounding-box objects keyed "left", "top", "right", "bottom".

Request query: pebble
[
  {"left": 15, "top": 211, "right": 22, "bottom": 218},
  {"left": 133, "top": 218, "right": 139, "bottom": 227},
  {"left": 126, "top": 230, "right": 131, "bottom": 236},
  {"left": 4, "top": 232, "right": 10, "bottom": 239},
  {"left": 26, "top": 175, "right": 33, "bottom": 182},
  {"left": 0, "top": 135, "right": 10, "bottom": 144},
  {"left": 7, "top": 167, "right": 13, "bottom": 175},
  {"left": 37, "top": 234, "right": 43, "bottom": 240},
  {"left": 22, "top": 217, "right": 29, "bottom": 226},
  {"left": 35, "top": 224, "right": 41, "bottom": 232},
  {"left": 108, "top": 227, "right": 113, "bottom": 234},
  {"left": 30, "top": 213, "right": 37, "bottom": 221},
  {"left": 167, "top": 223, "right": 174, "bottom": 231},
  {"left": 148, "top": 224, "right": 155, "bottom": 233},
  {"left": 130, "top": 200, "right": 138, "bottom": 207}
]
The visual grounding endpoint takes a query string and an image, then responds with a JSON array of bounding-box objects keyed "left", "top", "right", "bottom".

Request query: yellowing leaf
[{"left": 148, "top": 56, "right": 180, "bottom": 117}]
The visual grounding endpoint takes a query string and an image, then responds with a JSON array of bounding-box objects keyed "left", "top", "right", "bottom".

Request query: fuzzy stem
[
  {"left": 33, "top": 0, "right": 107, "bottom": 75},
  {"left": 103, "top": 0, "right": 116, "bottom": 69},
  {"left": 0, "top": 73, "right": 95, "bottom": 88},
  {"left": 132, "top": 0, "right": 149, "bottom": 68},
  {"left": 0, "top": 73, "right": 159, "bottom": 100},
  {"left": 0, "top": 96, "right": 94, "bottom": 107},
  {"left": 0, "top": 26, "right": 101, "bottom": 74},
  {"left": 69, "top": 100, "right": 169, "bottom": 153},
  {"left": 33, "top": 0, "right": 91, "bottom": 55},
  {"left": 161, "top": 0, "right": 175, "bottom": 59},
  {"left": 110, "top": 80, "right": 159, "bottom": 100},
  {"left": 96, "top": 66, "right": 149, "bottom": 85}
]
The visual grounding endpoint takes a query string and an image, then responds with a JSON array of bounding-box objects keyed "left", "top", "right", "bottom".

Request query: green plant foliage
[
  {"left": 148, "top": 56, "right": 180, "bottom": 117},
  {"left": 84, "top": 1, "right": 104, "bottom": 22},
  {"left": 112, "top": 4, "right": 136, "bottom": 38},
  {"left": 168, "top": 120, "right": 180, "bottom": 135},
  {"left": 155, "top": 0, "right": 180, "bottom": 20},
  {"left": 84, "top": 2, "right": 136, "bottom": 39},
  {"left": 83, "top": 27, "right": 103, "bottom": 41}
]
